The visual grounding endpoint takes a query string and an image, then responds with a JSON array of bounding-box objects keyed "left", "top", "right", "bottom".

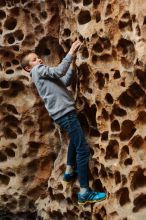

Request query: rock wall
[{"left": 0, "top": 0, "right": 146, "bottom": 219}]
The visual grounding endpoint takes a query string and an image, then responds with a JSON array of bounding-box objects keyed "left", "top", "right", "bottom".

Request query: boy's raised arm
[
  {"left": 59, "top": 58, "right": 76, "bottom": 86},
  {"left": 38, "top": 40, "right": 81, "bottom": 79}
]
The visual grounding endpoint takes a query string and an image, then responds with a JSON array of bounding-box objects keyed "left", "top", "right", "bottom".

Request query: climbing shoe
[
  {"left": 63, "top": 170, "right": 78, "bottom": 183},
  {"left": 77, "top": 188, "right": 107, "bottom": 205}
]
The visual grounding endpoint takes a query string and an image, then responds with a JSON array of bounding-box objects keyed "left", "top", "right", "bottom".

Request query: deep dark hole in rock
[
  {"left": 13, "top": 45, "right": 19, "bottom": 51},
  {"left": 130, "top": 135, "right": 144, "bottom": 149},
  {"left": 90, "top": 127, "right": 100, "bottom": 137},
  {"left": 78, "top": 10, "right": 91, "bottom": 25},
  {"left": 0, "top": 80, "right": 9, "bottom": 88},
  {"left": 4, "top": 115, "right": 19, "bottom": 126},
  {"left": 27, "top": 159, "right": 39, "bottom": 173},
  {"left": 119, "top": 91, "right": 136, "bottom": 108},
  {"left": 105, "top": 4, "right": 112, "bottom": 16},
  {"left": 0, "top": 10, "right": 6, "bottom": 19},
  {"left": 115, "top": 171, "right": 121, "bottom": 184},
  {"left": 120, "top": 120, "right": 136, "bottom": 141},
  {"left": 112, "top": 104, "right": 127, "bottom": 116},
  {"left": 80, "top": 211, "right": 91, "bottom": 219},
  {"left": 121, "top": 145, "right": 129, "bottom": 156},
  {"left": 94, "top": 213, "right": 103, "bottom": 220},
  {"left": 105, "top": 93, "right": 113, "bottom": 104},
  {"left": 102, "top": 108, "right": 109, "bottom": 120},
  {"left": 64, "top": 211, "right": 78, "bottom": 220},
  {"left": 12, "top": 59, "right": 19, "bottom": 65},
  {"left": 100, "top": 37, "right": 111, "bottom": 49},
  {"left": 0, "top": 152, "right": 7, "bottom": 162},
  {"left": 14, "top": 30, "right": 24, "bottom": 41},
  {"left": 92, "top": 178, "right": 105, "bottom": 192},
  {"left": 81, "top": 46, "right": 89, "bottom": 59},
  {"left": 143, "top": 16, "right": 146, "bottom": 25},
  {"left": 84, "top": 103, "right": 97, "bottom": 128},
  {"left": 128, "top": 82, "right": 145, "bottom": 100},
  {"left": 117, "top": 38, "right": 134, "bottom": 54},
  {"left": 9, "top": 81, "right": 25, "bottom": 97},
  {"left": 105, "top": 140, "right": 119, "bottom": 159},
  {"left": 99, "top": 164, "right": 108, "bottom": 179},
  {"left": 63, "top": 28, "right": 71, "bottom": 37},
  {"left": 5, "top": 148, "right": 15, "bottom": 157},
  {"left": 7, "top": 171, "right": 15, "bottom": 177},
  {"left": 101, "top": 131, "right": 108, "bottom": 141},
  {"left": 35, "top": 37, "right": 63, "bottom": 58},
  {"left": 116, "top": 187, "right": 130, "bottom": 206},
  {"left": 6, "top": 69, "right": 14, "bottom": 74},
  {"left": 136, "top": 111, "right": 146, "bottom": 124},
  {"left": 113, "top": 70, "right": 121, "bottom": 79},
  {"left": 124, "top": 158, "right": 132, "bottom": 166},
  {"left": 92, "top": 42, "right": 103, "bottom": 52},
  {"left": 95, "top": 72, "right": 105, "bottom": 89},
  {"left": 133, "top": 194, "right": 146, "bottom": 212},
  {"left": 96, "top": 11, "right": 101, "bottom": 23},
  {"left": 40, "top": 11, "right": 47, "bottom": 19},
  {"left": 4, "top": 17, "right": 17, "bottom": 30},
  {"left": 100, "top": 54, "right": 112, "bottom": 62},
  {"left": 83, "top": 0, "right": 92, "bottom": 6},
  {"left": 131, "top": 168, "right": 146, "bottom": 190},
  {"left": 50, "top": 211, "right": 64, "bottom": 220},
  {"left": 118, "top": 20, "right": 132, "bottom": 30},
  {"left": 0, "top": 0, "right": 6, "bottom": 7},
  {"left": 5, "top": 62, "right": 11, "bottom": 67},
  {"left": 93, "top": 0, "right": 100, "bottom": 7},
  {"left": 9, "top": 6, "right": 20, "bottom": 15},
  {"left": 92, "top": 54, "right": 98, "bottom": 64},
  {"left": 3, "top": 127, "right": 17, "bottom": 139},
  {"left": 64, "top": 38, "right": 72, "bottom": 50},
  {"left": 136, "top": 68, "right": 146, "bottom": 89},
  {"left": 0, "top": 173, "right": 10, "bottom": 185},
  {"left": 78, "top": 63, "right": 90, "bottom": 89},
  {"left": 111, "top": 120, "right": 120, "bottom": 132}
]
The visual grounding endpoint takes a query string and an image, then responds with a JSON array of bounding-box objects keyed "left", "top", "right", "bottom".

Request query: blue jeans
[{"left": 54, "top": 110, "right": 90, "bottom": 188}]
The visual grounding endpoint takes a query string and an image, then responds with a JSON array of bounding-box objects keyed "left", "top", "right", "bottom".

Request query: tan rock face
[{"left": 0, "top": 0, "right": 146, "bottom": 219}]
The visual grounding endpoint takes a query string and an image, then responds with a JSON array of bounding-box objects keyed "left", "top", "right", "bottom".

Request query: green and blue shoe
[{"left": 77, "top": 188, "right": 107, "bottom": 205}]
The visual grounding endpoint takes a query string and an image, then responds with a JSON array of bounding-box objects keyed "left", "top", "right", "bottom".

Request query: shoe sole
[{"left": 78, "top": 196, "right": 107, "bottom": 205}]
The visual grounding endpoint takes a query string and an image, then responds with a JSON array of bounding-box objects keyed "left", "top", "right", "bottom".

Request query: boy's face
[{"left": 25, "top": 53, "right": 44, "bottom": 72}]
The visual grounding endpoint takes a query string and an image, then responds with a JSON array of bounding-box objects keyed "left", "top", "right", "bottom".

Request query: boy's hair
[{"left": 20, "top": 50, "right": 35, "bottom": 70}]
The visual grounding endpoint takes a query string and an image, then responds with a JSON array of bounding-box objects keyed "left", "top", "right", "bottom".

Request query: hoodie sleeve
[
  {"left": 59, "top": 67, "right": 76, "bottom": 87},
  {"left": 35, "top": 53, "right": 74, "bottom": 79}
]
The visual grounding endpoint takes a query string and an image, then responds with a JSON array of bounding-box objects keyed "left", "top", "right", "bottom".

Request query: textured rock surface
[{"left": 0, "top": 0, "right": 146, "bottom": 219}]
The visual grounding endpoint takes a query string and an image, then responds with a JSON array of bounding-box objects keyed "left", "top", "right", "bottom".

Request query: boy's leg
[
  {"left": 54, "top": 110, "right": 107, "bottom": 204},
  {"left": 55, "top": 110, "right": 90, "bottom": 188},
  {"left": 55, "top": 111, "right": 77, "bottom": 172}
]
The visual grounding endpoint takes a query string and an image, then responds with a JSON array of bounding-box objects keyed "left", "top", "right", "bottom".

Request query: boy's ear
[{"left": 24, "top": 66, "right": 31, "bottom": 72}]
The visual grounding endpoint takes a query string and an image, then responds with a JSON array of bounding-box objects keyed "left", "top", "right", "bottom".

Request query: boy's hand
[{"left": 68, "top": 40, "right": 82, "bottom": 55}]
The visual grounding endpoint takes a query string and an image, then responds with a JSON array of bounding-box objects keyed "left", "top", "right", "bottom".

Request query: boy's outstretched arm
[
  {"left": 59, "top": 58, "right": 76, "bottom": 86},
  {"left": 38, "top": 40, "right": 81, "bottom": 79}
]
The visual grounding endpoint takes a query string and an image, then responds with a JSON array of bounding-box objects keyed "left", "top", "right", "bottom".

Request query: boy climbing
[{"left": 20, "top": 39, "right": 107, "bottom": 204}]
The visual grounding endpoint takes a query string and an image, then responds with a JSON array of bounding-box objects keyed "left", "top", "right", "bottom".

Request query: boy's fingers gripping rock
[{"left": 68, "top": 40, "right": 82, "bottom": 55}]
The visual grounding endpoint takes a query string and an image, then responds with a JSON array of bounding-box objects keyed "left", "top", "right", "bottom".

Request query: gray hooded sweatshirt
[{"left": 30, "top": 53, "right": 76, "bottom": 120}]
